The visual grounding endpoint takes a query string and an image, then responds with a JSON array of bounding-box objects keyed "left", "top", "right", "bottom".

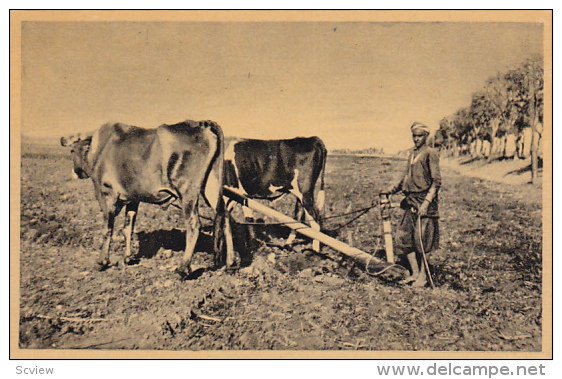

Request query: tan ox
[{"left": 61, "top": 120, "right": 235, "bottom": 277}]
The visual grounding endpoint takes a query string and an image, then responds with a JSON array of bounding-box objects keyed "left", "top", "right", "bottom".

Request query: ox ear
[
  {"left": 60, "top": 133, "right": 93, "bottom": 147},
  {"left": 79, "top": 134, "right": 93, "bottom": 144},
  {"left": 61, "top": 134, "right": 79, "bottom": 147},
  {"left": 60, "top": 136, "right": 69, "bottom": 146}
]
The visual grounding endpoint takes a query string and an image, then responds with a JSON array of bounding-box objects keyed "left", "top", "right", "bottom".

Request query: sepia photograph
[{"left": 9, "top": 10, "right": 552, "bottom": 359}]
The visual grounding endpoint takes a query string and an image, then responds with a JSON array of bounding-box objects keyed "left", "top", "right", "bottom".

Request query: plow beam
[{"left": 223, "top": 186, "right": 399, "bottom": 274}]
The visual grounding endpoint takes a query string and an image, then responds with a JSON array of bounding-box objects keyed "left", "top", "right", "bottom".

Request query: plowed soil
[{"left": 18, "top": 144, "right": 543, "bottom": 351}]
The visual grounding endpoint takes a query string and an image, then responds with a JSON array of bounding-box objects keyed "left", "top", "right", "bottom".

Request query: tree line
[
  {"left": 330, "top": 147, "right": 385, "bottom": 156},
  {"left": 435, "top": 56, "right": 544, "bottom": 183}
]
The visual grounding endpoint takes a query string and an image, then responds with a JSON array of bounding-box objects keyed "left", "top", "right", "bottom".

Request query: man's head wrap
[{"left": 411, "top": 122, "right": 430, "bottom": 135}]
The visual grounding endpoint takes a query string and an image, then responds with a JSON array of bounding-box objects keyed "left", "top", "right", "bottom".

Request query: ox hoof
[
  {"left": 175, "top": 264, "right": 192, "bottom": 279},
  {"left": 227, "top": 253, "right": 241, "bottom": 271},
  {"left": 123, "top": 256, "right": 137, "bottom": 265},
  {"left": 177, "top": 265, "right": 206, "bottom": 280},
  {"left": 96, "top": 259, "right": 111, "bottom": 271},
  {"left": 224, "top": 259, "right": 240, "bottom": 273}
]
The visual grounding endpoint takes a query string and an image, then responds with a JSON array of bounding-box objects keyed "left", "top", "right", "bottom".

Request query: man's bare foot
[{"left": 411, "top": 274, "right": 428, "bottom": 287}]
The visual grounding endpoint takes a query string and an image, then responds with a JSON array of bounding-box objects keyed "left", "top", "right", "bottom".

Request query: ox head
[{"left": 60, "top": 133, "right": 93, "bottom": 179}]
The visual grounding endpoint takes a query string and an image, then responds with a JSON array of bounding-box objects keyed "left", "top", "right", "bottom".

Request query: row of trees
[
  {"left": 331, "top": 147, "right": 385, "bottom": 155},
  {"left": 435, "top": 56, "right": 544, "bottom": 183}
]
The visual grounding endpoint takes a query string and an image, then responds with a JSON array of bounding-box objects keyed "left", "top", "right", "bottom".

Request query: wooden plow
[{"left": 223, "top": 186, "right": 407, "bottom": 279}]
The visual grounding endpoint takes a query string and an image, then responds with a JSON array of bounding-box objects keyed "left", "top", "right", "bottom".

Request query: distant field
[
  {"left": 18, "top": 143, "right": 543, "bottom": 351},
  {"left": 442, "top": 155, "right": 543, "bottom": 187}
]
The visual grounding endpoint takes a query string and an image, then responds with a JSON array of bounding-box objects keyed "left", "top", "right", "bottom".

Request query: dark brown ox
[
  {"left": 60, "top": 120, "right": 235, "bottom": 276},
  {"left": 224, "top": 137, "right": 327, "bottom": 252}
]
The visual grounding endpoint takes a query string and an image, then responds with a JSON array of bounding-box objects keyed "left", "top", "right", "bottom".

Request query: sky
[{"left": 21, "top": 21, "right": 543, "bottom": 152}]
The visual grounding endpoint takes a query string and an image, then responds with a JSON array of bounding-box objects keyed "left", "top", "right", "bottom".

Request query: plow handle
[{"left": 379, "top": 193, "right": 395, "bottom": 264}]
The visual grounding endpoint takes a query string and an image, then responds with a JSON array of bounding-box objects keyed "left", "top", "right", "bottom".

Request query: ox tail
[
  {"left": 204, "top": 121, "right": 225, "bottom": 199},
  {"left": 315, "top": 137, "right": 327, "bottom": 215},
  {"left": 202, "top": 120, "right": 228, "bottom": 267}
]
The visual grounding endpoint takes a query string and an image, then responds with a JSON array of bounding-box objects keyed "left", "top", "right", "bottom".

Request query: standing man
[{"left": 383, "top": 122, "right": 441, "bottom": 287}]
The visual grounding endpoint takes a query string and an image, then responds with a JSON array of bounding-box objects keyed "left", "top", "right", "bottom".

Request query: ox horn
[{"left": 60, "top": 132, "right": 93, "bottom": 146}]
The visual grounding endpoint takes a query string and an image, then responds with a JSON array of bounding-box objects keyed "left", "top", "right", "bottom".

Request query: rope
[
  {"left": 366, "top": 262, "right": 403, "bottom": 277},
  {"left": 329, "top": 207, "right": 374, "bottom": 230},
  {"left": 364, "top": 236, "right": 384, "bottom": 276},
  {"left": 416, "top": 214, "right": 435, "bottom": 289},
  {"left": 196, "top": 202, "right": 380, "bottom": 227},
  {"left": 363, "top": 236, "right": 403, "bottom": 277}
]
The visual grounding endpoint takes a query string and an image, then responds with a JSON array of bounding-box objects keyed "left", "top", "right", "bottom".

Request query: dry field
[{"left": 18, "top": 143, "right": 543, "bottom": 351}]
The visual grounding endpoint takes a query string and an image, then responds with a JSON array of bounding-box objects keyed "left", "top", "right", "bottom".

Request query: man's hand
[{"left": 418, "top": 200, "right": 430, "bottom": 216}]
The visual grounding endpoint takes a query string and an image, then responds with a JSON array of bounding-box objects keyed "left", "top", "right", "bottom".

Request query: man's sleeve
[
  {"left": 428, "top": 149, "right": 442, "bottom": 188},
  {"left": 392, "top": 154, "right": 411, "bottom": 193}
]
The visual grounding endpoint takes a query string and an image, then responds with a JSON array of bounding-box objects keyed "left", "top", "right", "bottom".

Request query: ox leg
[
  {"left": 242, "top": 205, "right": 256, "bottom": 240},
  {"left": 209, "top": 199, "right": 235, "bottom": 270},
  {"left": 286, "top": 199, "right": 304, "bottom": 246},
  {"left": 203, "top": 173, "right": 236, "bottom": 270},
  {"left": 179, "top": 199, "right": 200, "bottom": 276},
  {"left": 98, "top": 200, "right": 123, "bottom": 269},
  {"left": 123, "top": 202, "right": 139, "bottom": 264},
  {"left": 224, "top": 214, "right": 235, "bottom": 268},
  {"left": 303, "top": 194, "right": 321, "bottom": 252}
]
